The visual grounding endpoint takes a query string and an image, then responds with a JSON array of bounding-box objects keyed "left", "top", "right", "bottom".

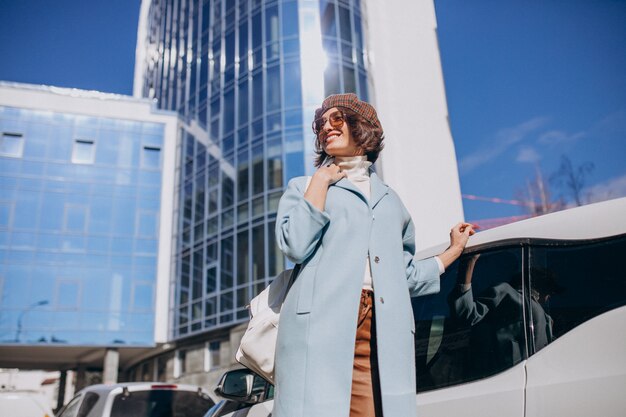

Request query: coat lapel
[
  {"left": 331, "top": 171, "right": 389, "bottom": 208},
  {"left": 332, "top": 178, "right": 367, "bottom": 204},
  {"left": 369, "top": 171, "right": 389, "bottom": 209}
]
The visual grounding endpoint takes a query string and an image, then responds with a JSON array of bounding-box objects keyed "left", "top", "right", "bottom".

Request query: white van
[
  {"left": 210, "top": 197, "right": 626, "bottom": 417},
  {"left": 0, "top": 389, "right": 54, "bottom": 417}
]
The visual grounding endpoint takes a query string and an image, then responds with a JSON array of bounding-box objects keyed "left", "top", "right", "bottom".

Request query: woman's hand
[
  {"left": 304, "top": 164, "right": 346, "bottom": 211},
  {"left": 312, "top": 163, "right": 347, "bottom": 186},
  {"left": 438, "top": 222, "right": 476, "bottom": 270},
  {"left": 450, "top": 222, "right": 475, "bottom": 252}
]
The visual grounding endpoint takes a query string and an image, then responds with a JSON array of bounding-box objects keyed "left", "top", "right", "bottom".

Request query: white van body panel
[
  {"left": 525, "top": 306, "right": 626, "bottom": 417},
  {"left": 416, "top": 197, "right": 626, "bottom": 260},
  {"left": 0, "top": 390, "right": 53, "bottom": 417},
  {"left": 416, "top": 362, "right": 525, "bottom": 417}
]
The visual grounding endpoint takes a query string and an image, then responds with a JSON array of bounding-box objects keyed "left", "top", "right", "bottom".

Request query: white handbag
[
  {"left": 235, "top": 265, "right": 301, "bottom": 383},
  {"left": 235, "top": 177, "right": 310, "bottom": 383}
]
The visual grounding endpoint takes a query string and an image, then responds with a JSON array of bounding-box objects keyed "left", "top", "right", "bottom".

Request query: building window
[
  {"left": 174, "top": 349, "right": 187, "bottom": 378},
  {"left": 132, "top": 281, "right": 153, "bottom": 311},
  {"left": 0, "top": 132, "right": 24, "bottom": 158},
  {"left": 204, "top": 341, "right": 221, "bottom": 371},
  {"left": 141, "top": 146, "right": 162, "bottom": 169},
  {"left": 56, "top": 280, "right": 81, "bottom": 309},
  {"left": 0, "top": 202, "right": 12, "bottom": 229},
  {"left": 156, "top": 354, "right": 170, "bottom": 382},
  {"left": 136, "top": 211, "right": 158, "bottom": 237},
  {"left": 140, "top": 362, "right": 153, "bottom": 381},
  {"left": 64, "top": 204, "right": 88, "bottom": 233},
  {"left": 72, "top": 139, "right": 95, "bottom": 164}
]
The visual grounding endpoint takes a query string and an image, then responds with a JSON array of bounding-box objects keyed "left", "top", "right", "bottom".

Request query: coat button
[
  {"left": 374, "top": 256, "right": 380, "bottom": 263},
  {"left": 379, "top": 297, "right": 384, "bottom": 304}
]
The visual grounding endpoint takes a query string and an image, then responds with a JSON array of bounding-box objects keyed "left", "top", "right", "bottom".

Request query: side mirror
[{"left": 214, "top": 369, "right": 264, "bottom": 404}]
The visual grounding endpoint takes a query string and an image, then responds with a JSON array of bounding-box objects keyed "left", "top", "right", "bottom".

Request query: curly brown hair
[{"left": 313, "top": 107, "right": 385, "bottom": 167}]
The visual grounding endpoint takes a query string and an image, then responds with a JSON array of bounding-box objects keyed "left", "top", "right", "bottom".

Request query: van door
[
  {"left": 417, "top": 363, "right": 525, "bottom": 417},
  {"left": 525, "top": 308, "right": 626, "bottom": 417}
]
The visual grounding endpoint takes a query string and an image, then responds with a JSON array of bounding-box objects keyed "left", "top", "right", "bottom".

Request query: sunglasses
[{"left": 312, "top": 110, "right": 346, "bottom": 135}]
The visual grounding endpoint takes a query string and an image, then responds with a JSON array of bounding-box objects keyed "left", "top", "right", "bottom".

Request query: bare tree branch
[{"left": 550, "top": 155, "right": 594, "bottom": 206}]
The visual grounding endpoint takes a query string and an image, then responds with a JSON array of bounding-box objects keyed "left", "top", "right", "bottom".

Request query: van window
[
  {"left": 77, "top": 392, "right": 99, "bottom": 417},
  {"left": 58, "top": 395, "right": 82, "bottom": 417},
  {"left": 414, "top": 248, "right": 524, "bottom": 392},
  {"left": 529, "top": 235, "right": 626, "bottom": 353}
]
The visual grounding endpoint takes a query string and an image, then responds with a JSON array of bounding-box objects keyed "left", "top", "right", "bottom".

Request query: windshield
[{"left": 110, "top": 389, "right": 214, "bottom": 417}]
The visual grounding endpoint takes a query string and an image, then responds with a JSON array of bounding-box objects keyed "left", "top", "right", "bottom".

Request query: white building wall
[
  {"left": 364, "top": 0, "right": 464, "bottom": 250},
  {"left": 133, "top": 0, "right": 152, "bottom": 98}
]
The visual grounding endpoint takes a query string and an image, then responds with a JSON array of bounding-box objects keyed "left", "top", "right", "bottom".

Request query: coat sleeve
[
  {"left": 448, "top": 287, "right": 490, "bottom": 326},
  {"left": 448, "top": 283, "right": 513, "bottom": 326},
  {"left": 275, "top": 177, "right": 330, "bottom": 264},
  {"left": 403, "top": 217, "right": 441, "bottom": 297}
]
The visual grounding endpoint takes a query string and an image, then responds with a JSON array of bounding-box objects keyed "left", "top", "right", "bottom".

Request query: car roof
[
  {"left": 77, "top": 382, "right": 207, "bottom": 396},
  {"left": 0, "top": 389, "right": 43, "bottom": 394},
  {"left": 416, "top": 197, "right": 626, "bottom": 258}
]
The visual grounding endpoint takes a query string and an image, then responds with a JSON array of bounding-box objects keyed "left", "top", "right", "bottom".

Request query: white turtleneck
[
  {"left": 333, "top": 155, "right": 445, "bottom": 291},
  {"left": 335, "top": 155, "right": 372, "bottom": 199}
]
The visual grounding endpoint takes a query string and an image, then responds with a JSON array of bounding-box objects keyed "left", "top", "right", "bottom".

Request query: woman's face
[{"left": 318, "top": 107, "right": 363, "bottom": 158}]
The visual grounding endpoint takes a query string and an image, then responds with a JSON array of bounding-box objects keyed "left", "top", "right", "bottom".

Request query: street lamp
[{"left": 15, "top": 300, "right": 49, "bottom": 343}]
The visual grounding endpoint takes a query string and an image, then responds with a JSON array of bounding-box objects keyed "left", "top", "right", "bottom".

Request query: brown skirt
[{"left": 350, "top": 289, "right": 383, "bottom": 417}]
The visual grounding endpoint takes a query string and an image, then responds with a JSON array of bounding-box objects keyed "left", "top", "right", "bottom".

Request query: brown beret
[{"left": 319, "top": 93, "right": 381, "bottom": 129}]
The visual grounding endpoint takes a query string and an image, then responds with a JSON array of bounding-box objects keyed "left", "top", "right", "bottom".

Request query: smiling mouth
[{"left": 324, "top": 132, "right": 342, "bottom": 144}]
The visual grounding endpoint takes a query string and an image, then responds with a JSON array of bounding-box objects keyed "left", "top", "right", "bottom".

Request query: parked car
[
  {"left": 56, "top": 382, "right": 214, "bottom": 417},
  {"left": 204, "top": 369, "right": 273, "bottom": 417},
  {"left": 214, "top": 197, "right": 626, "bottom": 417},
  {"left": 0, "top": 389, "right": 54, "bottom": 417}
]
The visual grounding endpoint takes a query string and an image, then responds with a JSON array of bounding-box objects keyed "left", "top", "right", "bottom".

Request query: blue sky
[
  {"left": 435, "top": 0, "right": 626, "bottom": 221},
  {"left": 0, "top": 0, "right": 140, "bottom": 93},
  {"left": 1, "top": 0, "right": 624, "bottom": 222}
]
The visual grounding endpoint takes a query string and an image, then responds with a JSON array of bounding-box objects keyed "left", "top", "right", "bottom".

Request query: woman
[{"left": 274, "top": 93, "right": 474, "bottom": 417}]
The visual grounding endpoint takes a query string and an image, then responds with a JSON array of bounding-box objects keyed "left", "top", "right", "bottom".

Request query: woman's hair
[{"left": 313, "top": 107, "right": 385, "bottom": 167}]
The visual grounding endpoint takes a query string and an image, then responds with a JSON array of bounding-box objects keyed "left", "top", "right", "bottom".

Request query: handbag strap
[{"left": 284, "top": 259, "right": 303, "bottom": 293}]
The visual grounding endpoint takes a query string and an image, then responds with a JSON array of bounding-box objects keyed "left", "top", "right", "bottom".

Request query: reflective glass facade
[
  {"left": 0, "top": 106, "right": 165, "bottom": 346},
  {"left": 137, "top": 0, "right": 369, "bottom": 338}
]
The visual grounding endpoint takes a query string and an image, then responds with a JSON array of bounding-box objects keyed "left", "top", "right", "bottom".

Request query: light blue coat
[{"left": 274, "top": 172, "right": 441, "bottom": 417}]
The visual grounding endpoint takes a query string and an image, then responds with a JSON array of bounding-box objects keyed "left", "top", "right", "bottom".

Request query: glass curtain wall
[
  {"left": 139, "top": 0, "right": 369, "bottom": 339},
  {"left": 0, "top": 106, "right": 163, "bottom": 345}
]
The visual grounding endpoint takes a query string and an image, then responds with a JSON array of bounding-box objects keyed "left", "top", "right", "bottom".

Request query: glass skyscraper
[{"left": 135, "top": 0, "right": 370, "bottom": 340}]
